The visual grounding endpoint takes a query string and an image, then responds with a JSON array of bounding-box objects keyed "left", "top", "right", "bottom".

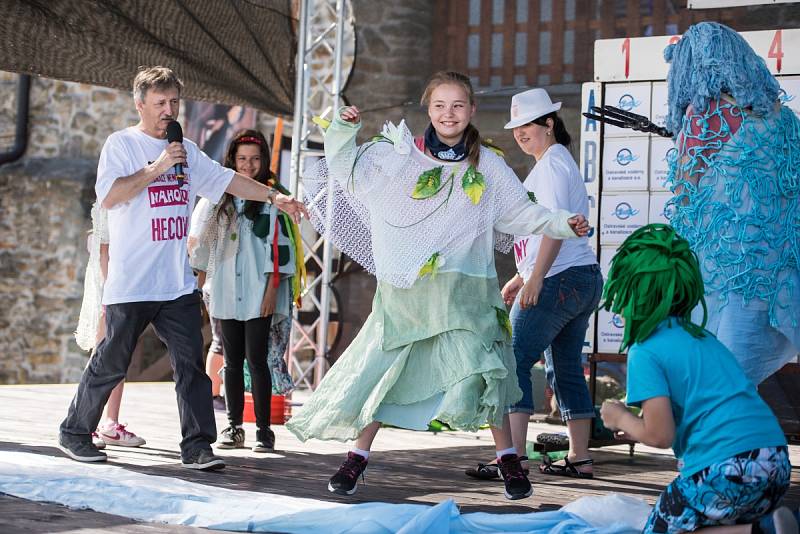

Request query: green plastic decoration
[
  {"left": 311, "top": 116, "right": 330, "bottom": 131},
  {"left": 527, "top": 191, "right": 538, "bottom": 204}
]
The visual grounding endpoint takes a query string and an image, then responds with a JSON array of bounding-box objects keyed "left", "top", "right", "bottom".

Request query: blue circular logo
[
  {"left": 611, "top": 314, "right": 624, "bottom": 328},
  {"left": 617, "top": 94, "right": 640, "bottom": 111},
  {"left": 612, "top": 202, "right": 639, "bottom": 220},
  {"left": 615, "top": 148, "right": 638, "bottom": 166}
]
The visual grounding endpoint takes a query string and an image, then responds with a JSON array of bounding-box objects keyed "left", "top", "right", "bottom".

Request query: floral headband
[{"left": 235, "top": 136, "right": 263, "bottom": 145}]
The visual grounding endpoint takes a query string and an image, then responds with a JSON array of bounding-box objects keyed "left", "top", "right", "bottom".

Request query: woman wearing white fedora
[{"left": 467, "top": 88, "right": 601, "bottom": 480}]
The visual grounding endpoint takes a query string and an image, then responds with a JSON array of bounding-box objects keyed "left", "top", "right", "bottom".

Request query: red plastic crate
[{"left": 243, "top": 393, "right": 289, "bottom": 425}]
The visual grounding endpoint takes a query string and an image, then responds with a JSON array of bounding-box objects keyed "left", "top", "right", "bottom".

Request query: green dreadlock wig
[{"left": 600, "top": 224, "right": 708, "bottom": 351}]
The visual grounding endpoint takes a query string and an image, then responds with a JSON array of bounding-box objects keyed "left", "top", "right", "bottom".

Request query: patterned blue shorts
[{"left": 645, "top": 446, "right": 791, "bottom": 533}]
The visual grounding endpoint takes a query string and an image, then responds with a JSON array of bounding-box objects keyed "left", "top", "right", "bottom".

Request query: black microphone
[{"left": 165, "top": 120, "right": 185, "bottom": 188}]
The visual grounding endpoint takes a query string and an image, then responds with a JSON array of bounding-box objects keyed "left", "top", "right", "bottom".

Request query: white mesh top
[{"left": 303, "top": 114, "right": 577, "bottom": 288}]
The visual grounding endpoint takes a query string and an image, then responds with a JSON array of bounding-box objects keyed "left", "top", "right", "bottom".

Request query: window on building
[{"left": 433, "top": 0, "right": 745, "bottom": 91}]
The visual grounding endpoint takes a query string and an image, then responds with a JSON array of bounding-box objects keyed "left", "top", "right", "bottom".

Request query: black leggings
[{"left": 220, "top": 316, "right": 272, "bottom": 429}]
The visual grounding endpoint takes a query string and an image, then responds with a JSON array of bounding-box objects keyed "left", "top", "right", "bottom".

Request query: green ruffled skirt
[{"left": 285, "top": 272, "right": 522, "bottom": 442}]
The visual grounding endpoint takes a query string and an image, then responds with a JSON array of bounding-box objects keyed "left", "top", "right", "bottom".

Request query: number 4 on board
[{"left": 768, "top": 30, "right": 783, "bottom": 73}]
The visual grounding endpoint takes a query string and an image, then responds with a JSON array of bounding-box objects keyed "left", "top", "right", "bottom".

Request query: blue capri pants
[{"left": 508, "top": 264, "right": 602, "bottom": 420}]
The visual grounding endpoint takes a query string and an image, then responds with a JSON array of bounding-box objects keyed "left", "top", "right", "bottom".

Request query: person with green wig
[{"left": 599, "top": 224, "right": 794, "bottom": 534}]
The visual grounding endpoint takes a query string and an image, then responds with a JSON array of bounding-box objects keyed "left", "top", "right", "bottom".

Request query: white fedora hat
[{"left": 504, "top": 88, "right": 562, "bottom": 129}]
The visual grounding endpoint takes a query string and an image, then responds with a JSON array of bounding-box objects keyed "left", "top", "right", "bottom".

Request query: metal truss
[{"left": 288, "top": 0, "right": 354, "bottom": 390}]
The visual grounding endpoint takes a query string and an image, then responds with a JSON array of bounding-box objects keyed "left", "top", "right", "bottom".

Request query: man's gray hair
[{"left": 133, "top": 66, "right": 184, "bottom": 103}]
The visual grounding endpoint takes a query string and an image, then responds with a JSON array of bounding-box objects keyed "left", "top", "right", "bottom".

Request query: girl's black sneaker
[
  {"left": 497, "top": 453, "right": 533, "bottom": 500},
  {"left": 328, "top": 452, "right": 368, "bottom": 495},
  {"left": 252, "top": 427, "right": 275, "bottom": 453}
]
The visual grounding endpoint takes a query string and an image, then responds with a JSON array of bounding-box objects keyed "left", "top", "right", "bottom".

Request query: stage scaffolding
[{"left": 288, "top": 0, "right": 354, "bottom": 390}]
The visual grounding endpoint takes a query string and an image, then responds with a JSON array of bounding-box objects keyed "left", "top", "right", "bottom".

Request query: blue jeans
[{"left": 508, "top": 264, "right": 602, "bottom": 420}]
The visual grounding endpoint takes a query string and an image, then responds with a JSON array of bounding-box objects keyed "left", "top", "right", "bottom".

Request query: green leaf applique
[
  {"left": 461, "top": 165, "right": 486, "bottom": 205},
  {"left": 230, "top": 232, "right": 237, "bottom": 241},
  {"left": 418, "top": 252, "right": 445, "bottom": 279},
  {"left": 527, "top": 191, "right": 538, "bottom": 204},
  {"left": 412, "top": 166, "right": 444, "bottom": 199},
  {"left": 494, "top": 306, "right": 512, "bottom": 338}
]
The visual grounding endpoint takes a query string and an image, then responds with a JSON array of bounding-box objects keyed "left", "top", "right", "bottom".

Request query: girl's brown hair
[
  {"left": 420, "top": 71, "right": 481, "bottom": 168},
  {"left": 217, "top": 129, "right": 273, "bottom": 222}
]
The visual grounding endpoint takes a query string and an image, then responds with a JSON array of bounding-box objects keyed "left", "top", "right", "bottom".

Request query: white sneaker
[
  {"left": 91, "top": 432, "right": 106, "bottom": 450},
  {"left": 98, "top": 422, "right": 146, "bottom": 447}
]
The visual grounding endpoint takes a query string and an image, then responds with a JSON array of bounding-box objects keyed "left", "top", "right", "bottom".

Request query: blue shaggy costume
[{"left": 665, "top": 22, "right": 800, "bottom": 384}]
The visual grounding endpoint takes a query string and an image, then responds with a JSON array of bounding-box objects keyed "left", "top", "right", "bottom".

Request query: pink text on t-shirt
[
  {"left": 151, "top": 216, "right": 189, "bottom": 241},
  {"left": 514, "top": 238, "right": 529, "bottom": 264}
]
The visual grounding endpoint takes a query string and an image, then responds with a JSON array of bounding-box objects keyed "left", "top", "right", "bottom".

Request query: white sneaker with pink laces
[{"left": 98, "top": 422, "right": 146, "bottom": 447}]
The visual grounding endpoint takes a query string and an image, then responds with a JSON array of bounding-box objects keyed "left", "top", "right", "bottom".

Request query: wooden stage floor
[{"left": 1, "top": 383, "right": 798, "bottom": 533}]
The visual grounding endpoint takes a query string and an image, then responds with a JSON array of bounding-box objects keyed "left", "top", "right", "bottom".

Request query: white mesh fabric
[
  {"left": 74, "top": 204, "right": 107, "bottom": 352},
  {"left": 192, "top": 200, "right": 240, "bottom": 282},
  {"left": 303, "top": 121, "right": 530, "bottom": 288}
]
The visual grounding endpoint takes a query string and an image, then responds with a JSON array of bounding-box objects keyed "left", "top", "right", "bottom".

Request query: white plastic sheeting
[{"left": 0, "top": 452, "right": 650, "bottom": 533}]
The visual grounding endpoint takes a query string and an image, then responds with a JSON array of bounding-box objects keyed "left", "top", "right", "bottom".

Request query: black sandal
[
  {"left": 465, "top": 456, "right": 529, "bottom": 480},
  {"left": 539, "top": 457, "right": 594, "bottom": 479}
]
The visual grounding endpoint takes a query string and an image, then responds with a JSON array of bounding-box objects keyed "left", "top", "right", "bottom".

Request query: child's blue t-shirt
[{"left": 626, "top": 319, "right": 786, "bottom": 477}]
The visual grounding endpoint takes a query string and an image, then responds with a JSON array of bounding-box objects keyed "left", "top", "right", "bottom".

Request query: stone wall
[
  {"left": 0, "top": 158, "right": 96, "bottom": 383},
  {"left": 345, "top": 0, "right": 434, "bottom": 136},
  {"left": 0, "top": 73, "right": 140, "bottom": 160},
  {"left": 0, "top": 73, "right": 149, "bottom": 383}
]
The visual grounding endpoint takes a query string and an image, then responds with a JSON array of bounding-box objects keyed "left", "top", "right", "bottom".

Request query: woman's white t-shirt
[
  {"left": 96, "top": 127, "right": 233, "bottom": 305},
  {"left": 513, "top": 143, "right": 596, "bottom": 281}
]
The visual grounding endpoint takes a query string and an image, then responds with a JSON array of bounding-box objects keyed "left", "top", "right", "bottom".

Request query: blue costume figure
[{"left": 664, "top": 22, "right": 800, "bottom": 384}]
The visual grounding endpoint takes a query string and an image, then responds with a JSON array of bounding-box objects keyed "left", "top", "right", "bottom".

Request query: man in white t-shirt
[{"left": 59, "top": 67, "right": 306, "bottom": 470}]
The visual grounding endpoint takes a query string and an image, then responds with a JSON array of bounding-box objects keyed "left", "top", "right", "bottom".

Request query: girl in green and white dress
[{"left": 287, "top": 72, "right": 588, "bottom": 500}]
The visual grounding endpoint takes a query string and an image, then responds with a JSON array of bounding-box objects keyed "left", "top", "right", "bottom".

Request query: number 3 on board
[{"left": 768, "top": 30, "right": 783, "bottom": 73}]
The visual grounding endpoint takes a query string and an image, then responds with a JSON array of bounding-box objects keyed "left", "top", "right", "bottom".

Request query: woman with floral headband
[
  {"left": 191, "top": 129, "right": 304, "bottom": 453},
  {"left": 286, "top": 71, "right": 588, "bottom": 500}
]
